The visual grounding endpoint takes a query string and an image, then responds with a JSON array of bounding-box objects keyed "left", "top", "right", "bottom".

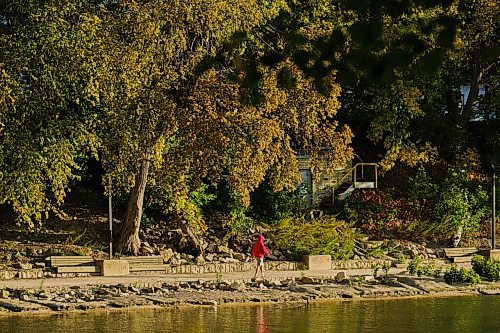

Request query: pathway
[{"left": 0, "top": 267, "right": 407, "bottom": 289}]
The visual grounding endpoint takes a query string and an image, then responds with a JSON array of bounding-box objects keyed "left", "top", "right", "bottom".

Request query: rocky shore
[{"left": 0, "top": 273, "right": 499, "bottom": 316}]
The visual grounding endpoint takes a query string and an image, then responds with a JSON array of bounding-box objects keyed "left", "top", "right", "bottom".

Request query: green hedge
[
  {"left": 271, "top": 215, "right": 358, "bottom": 260},
  {"left": 471, "top": 255, "right": 500, "bottom": 282}
]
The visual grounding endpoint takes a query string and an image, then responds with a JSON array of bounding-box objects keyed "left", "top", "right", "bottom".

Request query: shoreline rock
[{"left": 0, "top": 275, "right": 498, "bottom": 316}]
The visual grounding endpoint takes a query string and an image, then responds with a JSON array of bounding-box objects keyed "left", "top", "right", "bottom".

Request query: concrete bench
[
  {"left": 46, "top": 256, "right": 98, "bottom": 274},
  {"left": 443, "top": 248, "right": 478, "bottom": 258},
  {"left": 46, "top": 256, "right": 95, "bottom": 267},
  {"left": 122, "top": 256, "right": 167, "bottom": 272}
]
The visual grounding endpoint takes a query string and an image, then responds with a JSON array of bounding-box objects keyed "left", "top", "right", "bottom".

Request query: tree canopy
[{"left": 0, "top": 0, "right": 497, "bottom": 253}]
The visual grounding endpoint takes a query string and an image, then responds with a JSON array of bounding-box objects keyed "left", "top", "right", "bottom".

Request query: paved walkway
[{"left": 0, "top": 268, "right": 406, "bottom": 289}]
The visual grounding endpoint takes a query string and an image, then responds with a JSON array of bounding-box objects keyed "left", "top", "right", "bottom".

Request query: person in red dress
[{"left": 251, "top": 234, "right": 269, "bottom": 280}]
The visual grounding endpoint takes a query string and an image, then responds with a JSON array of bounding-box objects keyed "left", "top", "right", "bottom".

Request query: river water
[{"left": 1, "top": 295, "right": 499, "bottom": 333}]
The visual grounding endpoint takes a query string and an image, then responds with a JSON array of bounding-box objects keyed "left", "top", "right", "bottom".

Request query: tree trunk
[
  {"left": 462, "top": 61, "right": 483, "bottom": 123},
  {"left": 117, "top": 158, "right": 150, "bottom": 255},
  {"left": 177, "top": 216, "right": 206, "bottom": 256},
  {"left": 445, "top": 89, "right": 461, "bottom": 116}
]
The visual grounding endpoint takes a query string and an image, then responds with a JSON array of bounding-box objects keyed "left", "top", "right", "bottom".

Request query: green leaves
[
  {"left": 0, "top": 1, "right": 103, "bottom": 227},
  {"left": 272, "top": 215, "right": 358, "bottom": 260}
]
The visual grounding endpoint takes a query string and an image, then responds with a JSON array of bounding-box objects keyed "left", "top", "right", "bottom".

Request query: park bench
[
  {"left": 46, "top": 256, "right": 100, "bottom": 274},
  {"left": 122, "top": 256, "right": 167, "bottom": 272}
]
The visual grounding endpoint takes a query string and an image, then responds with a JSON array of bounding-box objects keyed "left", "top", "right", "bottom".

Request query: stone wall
[
  {"left": 163, "top": 261, "right": 303, "bottom": 275},
  {"left": 0, "top": 258, "right": 455, "bottom": 280},
  {"left": 332, "top": 259, "right": 451, "bottom": 270},
  {"left": 332, "top": 260, "right": 393, "bottom": 270},
  {"left": 0, "top": 261, "right": 304, "bottom": 280}
]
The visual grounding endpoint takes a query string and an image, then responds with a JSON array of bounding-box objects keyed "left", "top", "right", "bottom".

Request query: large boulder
[
  {"left": 159, "top": 248, "right": 175, "bottom": 263},
  {"left": 140, "top": 242, "right": 154, "bottom": 255},
  {"left": 233, "top": 253, "right": 245, "bottom": 261},
  {"left": 217, "top": 245, "right": 231, "bottom": 254},
  {"left": 14, "top": 262, "right": 33, "bottom": 270},
  {"left": 0, "top": 290, "right": 10, "bottom": 299}
]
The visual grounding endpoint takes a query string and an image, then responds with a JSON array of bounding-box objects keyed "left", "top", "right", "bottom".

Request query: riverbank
[{"left": 1, "top": 271, "right": 499, "bottom": 317}]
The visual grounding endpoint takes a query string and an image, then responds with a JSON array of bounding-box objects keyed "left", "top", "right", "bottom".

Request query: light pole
[
  {"left": 108, "top": 176, "right": 113, "bottom": 260},
  {"left": 492, "top": 168, "right": 496, "bottom": 250}
]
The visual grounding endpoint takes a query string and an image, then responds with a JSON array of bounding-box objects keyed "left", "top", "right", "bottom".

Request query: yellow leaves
[
  {"left": 379, "top": 142, "right": 438, "bottom": 171},
  {"left": 182, "top": 57, "right": 350, "bottom": 208}
]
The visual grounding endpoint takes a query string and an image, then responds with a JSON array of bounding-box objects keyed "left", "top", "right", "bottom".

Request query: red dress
[{"left": 251, "top": 235, "right": 269, "bottom": 258}]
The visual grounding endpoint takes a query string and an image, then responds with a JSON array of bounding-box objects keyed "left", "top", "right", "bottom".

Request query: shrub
[
  {"left": 472, "top": 255, "right": 500, "bottom": 282},
  {"left": 271, "top": 215, "right": 358, "bottom": 260},
  {"left": 342, "top": 159, "right": 490, "bottom": 244},
  {"left": 409, "top": 166, "right": 438, "bottom": 201},
  {"left": 444, "top": 265, "right": 480, "bottom": 285},
  {"left": 371, "top": 263, "right": 381, "bottom": 278},
  {"left": 382, "top": 261, "right": 391, "bottom": 276},
  {"left": 434, "top": 183, "right": 488, "bottom": 241},
  {"left": 408, "top": 257, "right": 421, "bottom": 275},
  {"left": 484, "top": 260, "right": 500, "bottom": 282},
  {"left": 408, "top": 257, "right": 439, "bottom": 277},
  {"left": 471, "top": 254, "right": 486, "bottom": 276},
  {"left": 397, "top": 252, "right": 406, "bottom": 264},
  {"left": 421, "top": 263, "right": 436, "bottom": 277}
]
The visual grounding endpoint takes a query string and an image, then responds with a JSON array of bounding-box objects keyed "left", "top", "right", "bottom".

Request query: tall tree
[
  {"left": 92, "top": 0, "right": 292, "bottom": 254},
  {"left": 224, "top": 0, "right": 464, "bottom": 169},
  {"left": 0, "top": 1, "right": 101, "bottom": 227}
]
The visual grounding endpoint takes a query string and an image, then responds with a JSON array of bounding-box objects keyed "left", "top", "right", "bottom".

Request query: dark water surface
[{"left": 1, "top": 295, "right": 499, "bottom": 333}]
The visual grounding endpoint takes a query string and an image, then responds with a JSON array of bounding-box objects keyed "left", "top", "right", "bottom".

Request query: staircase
[{"left": 333, "top": 162, "right": 378, "bottom": 202}]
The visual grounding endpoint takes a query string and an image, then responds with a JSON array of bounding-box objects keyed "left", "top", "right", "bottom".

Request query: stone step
[
  {"left": 123, "top": 256, "right": 164, "bottom": 265},
  {"left": 450, "top": 256, "right": 472, "bottom": 263},
  {"left": 47, "top": 256, "right": 95, "bottom": 267},
  {"left": 354, "top": 181, "right": 375, "bottom": 189},
  {"left": 443, "top": 248, "right": 478, "bottom": 258},
  {"left": 56, "top": 266, "right": 100, "bottom": 274}
]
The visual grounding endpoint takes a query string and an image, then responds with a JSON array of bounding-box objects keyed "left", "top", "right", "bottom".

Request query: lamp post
[
  {"left": 493, "top": 168, "right": 496, "bottom": 250},
  {"left": 108, "top": 176, "right": 113, "bottom": 260}
]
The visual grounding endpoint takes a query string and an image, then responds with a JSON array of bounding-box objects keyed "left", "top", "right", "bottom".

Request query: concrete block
[
  {"left": 303, "top": 255, "right": 331, "bottom": 270},
  {"left": 96, "top": 260, "right": 130, "bottom": 276},
  {"left": 481, "top": 249, "right": 500, "bottom": 261}
]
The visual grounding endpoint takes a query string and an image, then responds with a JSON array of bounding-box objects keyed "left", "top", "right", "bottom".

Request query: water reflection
[
  {"left": 253, "top": 306, "right": 268, "bottom": 333},
  {"left": 0, "top": 296, "right": 499, "bottom": 333}
]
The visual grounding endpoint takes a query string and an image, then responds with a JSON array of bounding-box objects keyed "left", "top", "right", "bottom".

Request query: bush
[
  {"left": 407, "top": 257, "right": 437, "bottom": 277},
  {"left": 471, "top": 254, "right": 486, "bottom": 276},
  {"left": 484, "top": 260, "right": 500, "bottom": 282},
  {"left": 444, "top": 265, "right": 480, "bottom": 285},
  {"left": 271, "top": 215, "right": 358, "bottom": 260},
  {"left": 409, "top": 166, "right": 438, "bottom": 201},
  {"left": 471, "top": 255, "right": 500, "bottom": 282},
  {"left": 408, "top": 256, "right": 421, "bottom": 275},
  {"left": 343, "top": 160, "right": 490, "bottom": 244}
]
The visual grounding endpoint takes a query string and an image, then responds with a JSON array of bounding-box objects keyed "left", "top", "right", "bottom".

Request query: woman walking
[{"left": 251, "top": 234, "right": 269, "bottom": 280}]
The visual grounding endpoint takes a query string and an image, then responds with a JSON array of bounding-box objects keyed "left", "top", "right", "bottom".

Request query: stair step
[
  {"left": 450, "top": 256, "right": 473, "bottom": 263},
  {"left": 354, "top": 181, "right": 375, "bottom": 189},
  {"left": 337, "top": 185, "right": 355, "bottom": 200},
  {"left": 56, "top": 266, "right": 100, "bottom": 274},
  {"left": 443, "top": 247, "right": 478, "bottom": 258}
]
